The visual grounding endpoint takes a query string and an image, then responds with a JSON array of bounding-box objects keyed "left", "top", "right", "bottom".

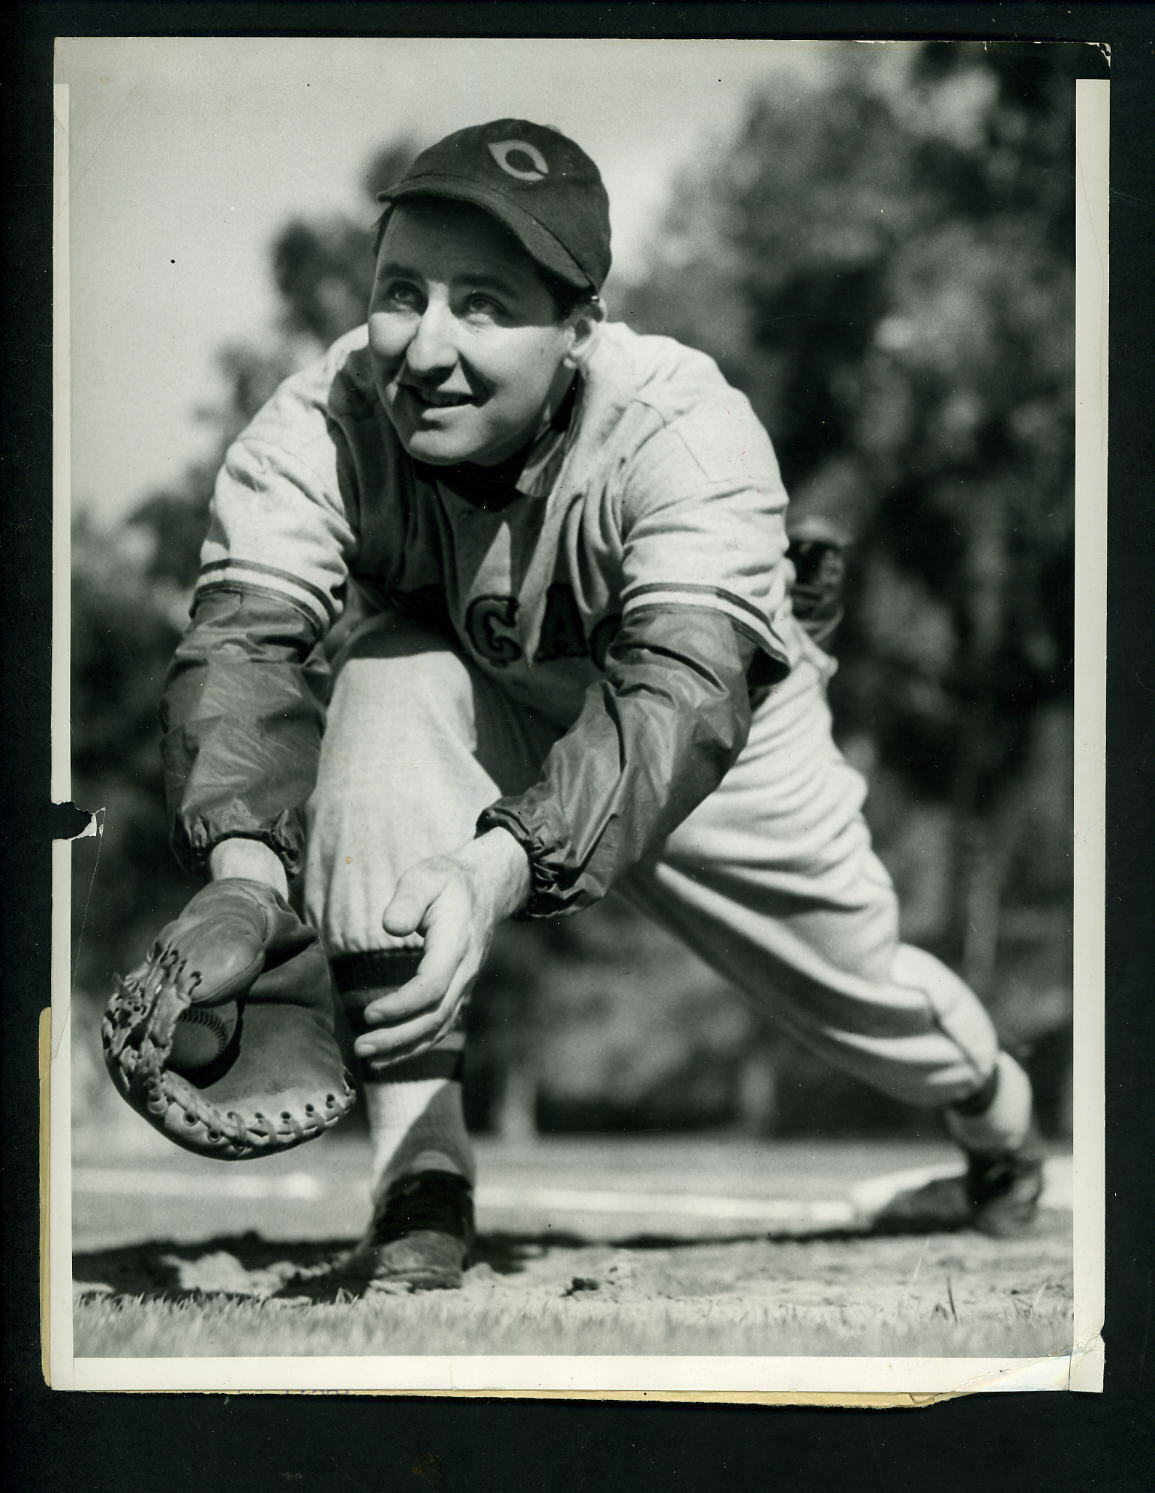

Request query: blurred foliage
[
  {"left": 620, "top": 41, "right": 1077, "bottom": 1012},
  {"left": 72, "top": 45, "right": 1078, "bottom": 1139}
]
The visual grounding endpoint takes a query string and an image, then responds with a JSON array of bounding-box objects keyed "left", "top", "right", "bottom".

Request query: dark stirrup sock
[
  {"left": 952, "top": 1064, "right": 1001, "bottom": 1117},
  {"left": 331, "top": 950, "right": 424, "bottom": 1013}
]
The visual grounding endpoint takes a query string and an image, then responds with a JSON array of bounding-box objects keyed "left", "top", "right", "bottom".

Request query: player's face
[{"left": 369, "top": 201, "right": 580, "bottom": 467}]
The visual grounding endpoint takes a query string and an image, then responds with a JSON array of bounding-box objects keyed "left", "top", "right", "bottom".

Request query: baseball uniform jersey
[{"left": 163, "top": 318, "right": 1001, "bottom": 1108}]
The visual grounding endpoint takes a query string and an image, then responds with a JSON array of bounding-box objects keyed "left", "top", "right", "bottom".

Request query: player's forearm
[
  {"left": 453, "top": 827, "right": 532, "bottom": 921},
  {"left": 161, "top": 588, "right": 328, "bottom": 878},
  {"left": 479, "top": 607, "right": 755, "bottom": 916},
  {"left": 208, "top": 837, "right": 290, "bottom": 896}
]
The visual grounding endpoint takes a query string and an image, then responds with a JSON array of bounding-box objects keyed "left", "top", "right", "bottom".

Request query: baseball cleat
[
  {"left": 339, "top": 1170, "right": 475, "bottom": 1291},
  {"left": 965, "top": 1140, "right": 1046, "bottom": 1238}
]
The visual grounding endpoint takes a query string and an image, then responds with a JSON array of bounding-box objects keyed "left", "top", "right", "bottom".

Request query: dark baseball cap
[{"left": 376, "top": 119, "right": 611, "bottom": 292}]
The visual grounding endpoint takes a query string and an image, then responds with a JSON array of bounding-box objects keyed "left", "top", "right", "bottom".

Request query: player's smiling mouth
[{"left": 401, "top": 384, "right": 477, "bottom": 410}]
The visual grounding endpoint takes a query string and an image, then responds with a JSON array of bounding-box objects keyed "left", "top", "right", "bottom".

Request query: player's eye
[
  {"left": 378, "top": 279, "right": 423, "bottom": 311},
  {"left": 463, "top": 291, "right": 506, "bottom": 320}
]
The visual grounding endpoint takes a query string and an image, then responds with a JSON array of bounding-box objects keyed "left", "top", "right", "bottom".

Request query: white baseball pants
[{"left": 304, "top": 611, "right": 999, "bottom": 1109}]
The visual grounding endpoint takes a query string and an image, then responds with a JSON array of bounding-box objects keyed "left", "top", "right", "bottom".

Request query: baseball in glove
[{"left": 102, "top": 878, "right": 355, "bottom": 1160}]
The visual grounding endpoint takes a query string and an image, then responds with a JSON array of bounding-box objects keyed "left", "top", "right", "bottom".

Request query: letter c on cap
[{"left": 488, "top": 139, "right": 549, "bottom": 182}]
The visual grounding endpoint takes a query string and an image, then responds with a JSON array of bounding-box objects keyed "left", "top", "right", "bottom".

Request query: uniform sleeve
[
  {"left": 194, "top": 348, "right": 361, "bottom": 634},
  {"left": 477, "top": 604, "right": 757, "bottom": 916},
  {"left": 619, "top": 394, "right": 797, "bottom": 687},
  {"left": 161, "top": 590, "right": 329, "bottom": 876},
  {"left": 478, "top": 382, "right": 798, "bottom": 915},
  {"left": 161, "top": 340, "right": 364, "bottom": 875}
]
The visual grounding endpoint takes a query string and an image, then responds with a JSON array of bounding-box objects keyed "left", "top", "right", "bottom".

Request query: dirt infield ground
[{"left": 70, "top": 1134, "right": 1073, "bottom": 1361}]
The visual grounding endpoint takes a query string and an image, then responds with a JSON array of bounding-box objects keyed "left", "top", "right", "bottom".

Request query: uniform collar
[{"left": 413, "top": 376, "right": 581, "bottom": 511}]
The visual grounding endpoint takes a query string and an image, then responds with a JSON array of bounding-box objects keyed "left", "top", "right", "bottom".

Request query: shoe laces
[
  {"left": 967, "top": 1147, "right": 1043, "bottom": 1202},
  {"left": 368, "top": 1171, "right": 474, "bottom": 1245}
]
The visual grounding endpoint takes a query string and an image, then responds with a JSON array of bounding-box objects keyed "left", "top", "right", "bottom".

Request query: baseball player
[{"left": 140, "top": 120, "right": 1043, "bottom": 1290}]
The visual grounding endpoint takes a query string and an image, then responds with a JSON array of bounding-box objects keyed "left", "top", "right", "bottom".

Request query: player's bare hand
[{"left": 354, "top": 829, "right": 530, "bottom": 1066}]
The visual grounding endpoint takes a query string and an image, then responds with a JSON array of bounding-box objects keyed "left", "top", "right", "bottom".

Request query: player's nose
[{"left": 404, "top": 299, "right": 458, "bottom": 378}]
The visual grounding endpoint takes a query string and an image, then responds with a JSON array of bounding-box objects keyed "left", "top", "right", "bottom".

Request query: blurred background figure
[{"left": 69, "top": 40, "right": 1078, "bottom": 1149}]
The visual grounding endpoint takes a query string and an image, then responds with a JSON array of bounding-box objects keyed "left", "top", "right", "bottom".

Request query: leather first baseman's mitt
[{"left": 102, "top": 878, "right": 355, "bottom": 1160}]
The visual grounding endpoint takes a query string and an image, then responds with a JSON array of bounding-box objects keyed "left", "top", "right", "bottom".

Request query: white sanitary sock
[
  {"left": 946, "top": 1051, "right": 1035, "bottom": 1156},
  {"left": 362, "top": 1030, "right": 475, "bottom": 1205}
]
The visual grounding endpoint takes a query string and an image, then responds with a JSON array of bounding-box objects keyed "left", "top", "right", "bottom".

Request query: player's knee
[
  {"left": 343, "top": 611, "right": 469, "bottom": 677},
  {"left": 341, "top": 609, "right": 444, "bottom": 660},
  {"left": 330, "top": 614, "right": 475, "bottom": 731}
]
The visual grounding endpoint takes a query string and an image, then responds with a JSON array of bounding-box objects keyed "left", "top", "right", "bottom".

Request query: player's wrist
[
  {"left": 208, "top": 837, "right": 290, "bottom": 898},
  {"left": 456, "top": 828, "right": 531, "bottom": 922}
]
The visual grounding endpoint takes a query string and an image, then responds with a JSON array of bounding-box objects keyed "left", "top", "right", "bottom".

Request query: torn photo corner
[{"left": 48, "top": 34, "right": 1106, "bottom": 1400}]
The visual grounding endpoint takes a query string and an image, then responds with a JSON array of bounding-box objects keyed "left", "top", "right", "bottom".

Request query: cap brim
[{"left": 377, "top": 175, "right": 594, "bottom": 290}]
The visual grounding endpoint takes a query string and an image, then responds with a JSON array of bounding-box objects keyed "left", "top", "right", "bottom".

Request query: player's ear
[{"left": 562, "top": 296, "right": 606, "bottom": 369}]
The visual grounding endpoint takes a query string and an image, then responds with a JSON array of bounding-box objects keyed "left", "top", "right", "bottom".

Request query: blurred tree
[
  {"left": 271, "top": 141, "right": 418, "bottom": 348},
  {"left": 620, "top": 42, "right": 1079, "bottom": 1014},
  {"left": 71, "top": 514, "right": 199, "bottom": 992},
  {"left": 71, "top": 140, "right": 418, "bottom": 990},
  {"left": 131, "top": 139, "right": 421, "bottom": 595}
]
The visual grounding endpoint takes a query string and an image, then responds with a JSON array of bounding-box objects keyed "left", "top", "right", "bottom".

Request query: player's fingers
[
  {"left": 354, "top": 1005, "right": 455, "bottom": 1064},
  {"left": 361, "top": 968, "right": 449, "bottom": 1026},
  {"left": 357, "top": 956, "right": 473, "bottom": 1062},
  {"left": 361, "top": 1002, "right": 463, "bottom": 1065},
  {"left": 362, "top": 907, "right": 469, "bottom": 1027},
  {"left": 381, "top": 863, "right": 447, "bottom": 938}
]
